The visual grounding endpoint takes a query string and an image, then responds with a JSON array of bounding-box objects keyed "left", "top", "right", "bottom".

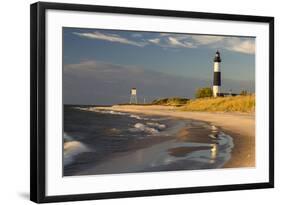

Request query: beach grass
[
  {"left": 181, "top": 95, "right": 255, "bottom": 113},
  {"left": 152, "top": 97, "right": 189, "bottom": 106}
]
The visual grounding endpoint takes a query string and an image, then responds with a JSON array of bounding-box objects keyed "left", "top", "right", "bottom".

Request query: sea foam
[
  {"left": 64, "top": 133, "right": 89, "bottom": 166},
  {"left": 77, "top": 107, "right": 151, "bottom": 121},
  {"left": 146, "top": 122, "right": 166, "bottom": 130},
  {"left": 129, "top": 122, "right": 167, "bottom": 135}
]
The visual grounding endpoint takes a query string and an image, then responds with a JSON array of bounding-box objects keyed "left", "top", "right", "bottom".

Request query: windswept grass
[
  {"left": 181, "top": 95, "right": 255, "bottom": 113},
  {"left": 152, "top": 97, "right": 189, "bottom": 106}
]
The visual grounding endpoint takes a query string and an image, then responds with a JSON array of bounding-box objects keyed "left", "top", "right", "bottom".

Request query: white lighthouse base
[{"left": 213, "top": 86, "right": 220, "bottom": 97}]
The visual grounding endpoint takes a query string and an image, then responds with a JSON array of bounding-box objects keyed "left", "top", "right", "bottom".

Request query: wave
[
  {"left": 129, "top": 114, "right": 148, "bottom": 120},
  {"left": 91, "top": 109, "right": 128, "bottom": 116},
  {"left": 129, "top": 123, "right": 159, "bottom": 135},
  {"left": 78, "top": 107, "right": 152, "bottom": 121},
  {"left": 64, "top": 133, "right": 89, "bottom": 166},
  {"left": 64, "top": 132, "right": 73, "bottom": 142},
  {"left": 75, "top": 107, "right": 169, "bottom": 136},
  {"left": 129, "top": 122, "right": 167, "bottom": 135},
  {"left": 146, "top": 122, "right": 166, "bottom": 130},
  {"left": 93, "top": 109, "right": 150, "bottom": 121}
]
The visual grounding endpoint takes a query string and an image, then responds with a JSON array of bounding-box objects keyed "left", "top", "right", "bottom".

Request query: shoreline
[{"left": 94, "top": 105, "right": 255, "bottom": 168}]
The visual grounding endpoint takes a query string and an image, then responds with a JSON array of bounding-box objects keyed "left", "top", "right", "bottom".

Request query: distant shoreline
[{"left": 94, "top": 105, "right": 255, "bottom": 168}]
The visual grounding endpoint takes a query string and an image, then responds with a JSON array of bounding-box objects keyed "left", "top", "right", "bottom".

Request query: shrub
[
  {"left": 195, "top": 87, "right": 213, "bottom": 98},
  {"left": 152, "top": 97, "right": 189, "bottom": 106}
]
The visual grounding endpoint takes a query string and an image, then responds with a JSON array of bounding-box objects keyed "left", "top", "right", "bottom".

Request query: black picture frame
[{"left": 30, "top": 1, "right": 274, "bottom": 203}]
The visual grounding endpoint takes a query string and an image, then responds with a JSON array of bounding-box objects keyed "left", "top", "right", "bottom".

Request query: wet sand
[{"left": 95, "top": 105, "right": 255, "bottom": 168}]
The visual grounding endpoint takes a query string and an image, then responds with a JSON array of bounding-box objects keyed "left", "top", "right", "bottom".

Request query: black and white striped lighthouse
[{"left": 213, "top": 50, "right": 221, "bottom": 97}]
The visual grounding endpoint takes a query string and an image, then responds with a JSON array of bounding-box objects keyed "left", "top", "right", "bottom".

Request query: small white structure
[{"left": 129, "top": 88, "right": 138, "bottom": 104}]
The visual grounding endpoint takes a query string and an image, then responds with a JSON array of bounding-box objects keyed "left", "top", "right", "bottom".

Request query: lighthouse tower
[{"left": 213, "top": 50, "right": 221, "bottom": 97}]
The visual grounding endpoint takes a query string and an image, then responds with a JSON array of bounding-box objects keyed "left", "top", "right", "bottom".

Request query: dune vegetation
[
  {"left": 181, "top": 95, "right": 255, "bottom": 113},
  {"left": 152, "top": 97, "right": 189, "bottom": 106},
  {"left": 151, "top": 95, "right": 255, "bottom": 113}
]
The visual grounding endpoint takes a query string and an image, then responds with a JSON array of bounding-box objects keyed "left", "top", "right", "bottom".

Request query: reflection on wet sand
[{"left": 210, "top": 144, "right": 218, "bottom": 163}]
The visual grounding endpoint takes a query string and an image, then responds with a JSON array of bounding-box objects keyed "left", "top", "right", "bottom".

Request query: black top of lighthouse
[{"left": 214, "top": 50, "right": 221, "bottom": 62}]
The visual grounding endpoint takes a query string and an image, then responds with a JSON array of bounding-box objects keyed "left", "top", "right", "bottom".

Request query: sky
[{"left": 63, "top": 27, "right": 255, "bottom": 105}]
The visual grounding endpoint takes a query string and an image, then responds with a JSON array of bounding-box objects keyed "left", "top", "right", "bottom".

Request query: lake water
[{"left": 64, "top": 105, "right": 234, "bottom": 176}]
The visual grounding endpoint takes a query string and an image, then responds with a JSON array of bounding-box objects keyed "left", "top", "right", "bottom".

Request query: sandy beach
[{"left": 94, "top": 105, "right": 255, "bottom": 168}]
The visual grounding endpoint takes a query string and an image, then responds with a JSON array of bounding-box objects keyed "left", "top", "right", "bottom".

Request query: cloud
[
  {"left": 191, "top": 35, "right": 225, "bottom": 45},
  {"left": 73, "top": 31, "right": 254, "bottom": 54},
  {"left": 225, "top": 39, "right": 255, "bottom": 54},
  {"left": 158, "top": 34, "right": 255, "bottom": 54},
  {"left": 148, "top": 34, "right": 196, "bottom": 48},
  {"left": 148, "top": 38, "right": 160, "bottom": 44},
  {"left": 167, "top": 37, "right": 195, "bottom": 48},
  {"left": 191, "top": 35, "right": 255, "bottom": 54},
  {"left": 73, "top": 31, "right": 147, "bottom": 47},
  {"left": 73, "top": 31, "right": 196, "bottom": 49}
]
